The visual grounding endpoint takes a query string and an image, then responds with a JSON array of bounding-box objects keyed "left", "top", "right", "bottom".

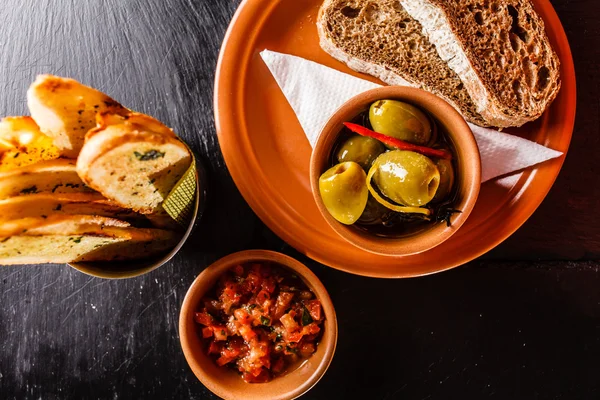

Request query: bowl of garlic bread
[{"left": 0, "top": 75, "right": 205, "bottom": 278}]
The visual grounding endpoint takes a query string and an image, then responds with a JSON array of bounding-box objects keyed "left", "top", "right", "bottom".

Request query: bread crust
[
  {"left": 400, "top": 0, "right": 561, "bottom": 127},
  {"left": 317, "top": 0, "right": 490, "bottom": 126}
]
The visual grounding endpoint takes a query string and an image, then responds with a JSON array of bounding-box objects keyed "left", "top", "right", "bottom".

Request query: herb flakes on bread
[
  {"left": 398, "top": 0, "right": 560, "bottom": 127},
  {"left": 0, "top": 216, "right": 179, "bottom": 265},
  {"left": 0, "top": 192, "right": 143, "bottom": 223},
  {"left": 0, "top": 158, "right": 91, "bottom": 200},
  {"left": 76, "top": 113, "right": 192, "bottom": 214}
]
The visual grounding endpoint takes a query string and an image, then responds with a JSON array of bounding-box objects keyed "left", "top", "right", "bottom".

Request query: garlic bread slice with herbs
[
  {"left": 0, "top": 215, "right": 130, "bottom": 238},
  {"left": 0, "top": 228, "right": 179, "bottom": 265},
  {"left": 0, "top": 192, "right": 143, "bottom": 223},
  {"left": 0, "top": 159, "right": 92, "bottom": 199},
  {"left": 27, "top": 75, "right": 128, "bottom": 157},
  {"left": 77, "top": 113, "right": 191, "bottom": 214}
]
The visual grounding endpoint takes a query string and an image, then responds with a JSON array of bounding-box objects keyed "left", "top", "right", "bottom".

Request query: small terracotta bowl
[
  {"left": 179, "top": 250, "right": 338, "bottom": 400},
  {"left": 310, "top": 86, "right": 481, "bottom": 256}
]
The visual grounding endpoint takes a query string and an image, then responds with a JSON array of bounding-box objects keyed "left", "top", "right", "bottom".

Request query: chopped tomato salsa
[{"left": 194, "top": 263, "right": 325, "bottom": 383}]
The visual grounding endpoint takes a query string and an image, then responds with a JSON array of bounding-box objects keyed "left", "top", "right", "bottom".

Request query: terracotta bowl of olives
[{"left": 310, "top": 86, "right": 481, "bottom": 256}]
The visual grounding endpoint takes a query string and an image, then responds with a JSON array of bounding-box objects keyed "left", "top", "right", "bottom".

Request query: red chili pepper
[{"left": 343, "top": 122, "right": 452, "bottom": 160}]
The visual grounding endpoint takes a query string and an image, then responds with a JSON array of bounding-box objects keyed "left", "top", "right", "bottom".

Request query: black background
[{"left": 0, "top": 0, "right": 599, "bottom": 399}]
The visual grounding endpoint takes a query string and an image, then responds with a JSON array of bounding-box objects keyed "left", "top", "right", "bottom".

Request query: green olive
[
  {"left": 369, "top": 100, "right": 432, "bottom": 146},
  {"left": 432, "top": 158, "right": 455, "bottom": 203},
  {"left": 336, "top": 135, "right": 385, "bottom": 170},
  {"left": 319, "top": 161, "right": 368, "bottom": 225},
  {"left": 371, "top": 150, "right": 440, "bottom": 207}
]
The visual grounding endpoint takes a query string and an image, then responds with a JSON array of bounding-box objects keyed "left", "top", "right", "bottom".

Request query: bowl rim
[
  {"left": 309, "top": 86, "right": 481, "bottom": 256},
  {"left": 178, "top": 250, "right": 338, "bottom": 400}
]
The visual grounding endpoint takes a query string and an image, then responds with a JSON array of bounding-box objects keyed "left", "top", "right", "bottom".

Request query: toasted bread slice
[
  {"left": 0, "top": 214, "right": 130, "bottom": 237},
  {"left": 0, "top": 228, "right": 179, "bottom": 265},
  {"left": 317, "top": 0, "right": 489, "bottom": 126},
  {"left": 0, "top": 192, "right": 143, "bottom": 222},
  {"left": 77, "top": 113, "right": 191, "bottom": 214},
  {"left": 27, "top": 75, "right": 128, "bottom": 157},
  {"left": 399, "top": 0, "right": 560, "bottom": 127},
  {"left": 0, "top": 159, "right": 92, "bottom": 199},
  {"left": 0, "top": 117, "right": 60, "bottom": 171}
]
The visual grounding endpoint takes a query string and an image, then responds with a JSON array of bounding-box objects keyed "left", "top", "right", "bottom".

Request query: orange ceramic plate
[{"left": 214, "top": 0, "right": 576, "bottom": 278}]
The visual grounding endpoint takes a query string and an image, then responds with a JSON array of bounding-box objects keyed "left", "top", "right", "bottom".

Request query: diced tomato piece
[
  {"left": 288, "top": 331, "right": 303, "bottom": 343},
  {"left": 273, "top": 292, "right": 294, "bottom": 320},
  {"left": 216, "top": 354, "right": 237, "bottom": 366},
  {"left": 221, "top": 346, "right": 241, "bottom": 360},
  {"left": 280, "top": 311, "right": 299, "bottom": 332},
  {"left": 251, "top": 366, "right": 265, "bottom": 377},
  {"left": 243, "top": 272, "right": 261, "bottom": 293},
  {"left": 305, "top": 300, "right": 322, "bottom": 321},
  {"left": 299, "top": 342, "right": 316, "bottom": 356},
  {"left": 229, "top": 336, "right": 245, "bottom": 348},
  {"left": 234, "top": 308, "right": 251, "bottom": 324},
  {"left": 232, "top": 265, "right": 244, "bottom": 276},
  {"left": 194, "top": 312, "right": 214, "bottom": 326},
  {"left": 247, "top": 339, "right": 270, "bottom": 364},
  {"left": 208, "top": 341, "right": 222, "bottom": 355},
  {"left": 302, "top": 323, "right": 320, "bottom": 335},
  {"left": 261, "top": 277, "right": 276, "bottom": 294},
  {"left": 238, "top": 324, "right": 257, "bottom": 342},
  {"left": 212, "top": 325, "right": 228, "bottom": 341},
  {"left": 201, "top": 327, "right": 213, "bottom": 338},
  {"left": 221, "top": 285, "right": 243, "bottom": 313},
  {"left": 256, "top": 290, "right": 270, "bottom": 303}
]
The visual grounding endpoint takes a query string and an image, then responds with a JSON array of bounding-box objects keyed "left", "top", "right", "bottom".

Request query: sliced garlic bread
[
  {"left": 317, "top": 0, "right": 489, "bottom": 126},
  {"left": 399, "top": 0, "right": 561, "bottom": 127},
  {"left": 0, "top": 159, "right": 91, "bottom": 199},
  {"left": 77, "top": 113, "right": 191, "bottom": 214},
  {"left": 0, "top": 116, "right": 60, "bottom": 171},
  {"left": 0, "top": 192, "right": 143, "bottom": 222},
  {"left": 0, "top": 229, "right": 179, "bottom": 265},
  {"left": 27, "top": 75, "right": 128, "bottom": 157},
  {"left": 0, "top": 215, "right": 130, "bottom": 237}
]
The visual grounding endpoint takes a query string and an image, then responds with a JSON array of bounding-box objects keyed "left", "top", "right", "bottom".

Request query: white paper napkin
[{"left": 261, "top": 50, "right": 562, "bottom": 183}]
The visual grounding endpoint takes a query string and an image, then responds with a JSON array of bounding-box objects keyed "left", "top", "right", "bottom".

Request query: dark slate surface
[{"left": 0, "top": 0, "right": 598, "bottom": 399}]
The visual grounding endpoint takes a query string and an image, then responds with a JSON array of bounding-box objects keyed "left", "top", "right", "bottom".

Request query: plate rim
[{"left": 214, "top": 0, "right": 577, "bottom": 278}]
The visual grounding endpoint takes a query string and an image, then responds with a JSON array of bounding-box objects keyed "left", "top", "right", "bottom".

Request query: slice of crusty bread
[
  {"left": 399, "top": 0, "right": 561, "bottom": 127},
  {"left": 76, "top": 113, "right": 191, "bottom": 214},
  {"left": 27, "top": 75, "right": 128, "bottom": 158},
  {"left": 317, "top": 0, "right": 489, "bottom": 126},
  {"left": 0, "top": 158, "right": 92, "bottom": 199},
  {"left": 0, "top": 192, "right": 143, "bottom": 222},
  {"left": 0, "top": 229, "right": 179, "bottom": 265}
]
